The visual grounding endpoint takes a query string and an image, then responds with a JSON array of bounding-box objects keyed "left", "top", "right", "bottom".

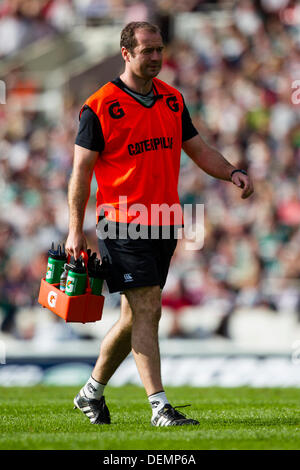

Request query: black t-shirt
[{"left": 75, "top": 80, "right": 198, "bottom": 153}]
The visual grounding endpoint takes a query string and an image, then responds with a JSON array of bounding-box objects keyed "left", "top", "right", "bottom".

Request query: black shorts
[{"left": 97, "top": 221, "right": 178, "bottom": 294}]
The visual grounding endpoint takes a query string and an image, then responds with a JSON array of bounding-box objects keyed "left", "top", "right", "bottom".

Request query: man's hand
[
  {"left": 231, "top": 171, "right": 254, "bottom": 199},
  {"left": 65, "top": 230, "right": 87, "bottom": 260}
]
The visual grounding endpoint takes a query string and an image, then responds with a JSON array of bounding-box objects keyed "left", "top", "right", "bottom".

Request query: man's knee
[
  {"left": 120, "top": 295, "right": 134, "bottom": 330},
  {"left": 124, "top": 285, "right": 162, "bottom": 323}
]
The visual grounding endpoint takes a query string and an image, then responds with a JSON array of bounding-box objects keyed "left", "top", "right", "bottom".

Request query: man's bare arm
[
  {"left": 65, "top": 144, "right": 99, "bottom": 259},
  {"left": 182, "top": 134, "right": 254, "bottom": 199}
]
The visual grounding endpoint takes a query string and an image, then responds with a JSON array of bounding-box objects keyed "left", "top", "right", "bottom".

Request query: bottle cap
[
  {"left": 48, "top": 242, "right": 68, "bottom": 261},
  {"left": 89, "top": 256, "right": 110, "bottom": 279},
  {"left": 68, "top": 256, "right": 86, "bottom": 274}
]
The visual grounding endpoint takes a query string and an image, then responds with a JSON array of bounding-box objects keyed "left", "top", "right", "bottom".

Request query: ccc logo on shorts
[
  {"left": 166, "top": 95, "right": 179, "bottom": 112},
  {"left": 108, "top": 100, "right": 125, "bottom": 119}
]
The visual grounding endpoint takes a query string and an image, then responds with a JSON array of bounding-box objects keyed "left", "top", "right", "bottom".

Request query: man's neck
[{"left": 119, "top": 72, "right": 153, "bottom": 95}]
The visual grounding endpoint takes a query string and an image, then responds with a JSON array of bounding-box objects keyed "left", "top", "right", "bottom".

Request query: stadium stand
[{"left": 0, "top": 0, "right": 300, "bottom": 358}]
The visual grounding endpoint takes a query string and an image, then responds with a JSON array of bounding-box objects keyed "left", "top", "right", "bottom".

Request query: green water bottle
[
  {"left": 87, "top": 249, "right": 105, "bottom": 295},
  {"left": 65, "top": 258, "right": 87, "bottom": 296},
  {"left": 46, "top": 243, "right": 67, "bottom": 284},
  {"left": 86, "top": 251, "right": 103, "bottom": 296},
  {"left": 90, "top": 274, "right": 104, "bottom": 296}
]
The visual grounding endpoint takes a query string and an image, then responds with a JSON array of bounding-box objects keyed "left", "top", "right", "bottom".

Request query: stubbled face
[{"left": 125, "top": 29, "right": 164, "bottom": 80}]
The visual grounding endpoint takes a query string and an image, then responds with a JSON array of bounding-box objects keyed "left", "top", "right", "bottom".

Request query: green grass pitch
[{"left": 0, "top": 385, "right": 299, "bottom": 450}]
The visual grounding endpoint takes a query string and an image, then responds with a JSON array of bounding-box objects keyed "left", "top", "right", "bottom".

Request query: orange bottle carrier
[{"left": 38, "top": 251, "right": 104, "bottom": 323}]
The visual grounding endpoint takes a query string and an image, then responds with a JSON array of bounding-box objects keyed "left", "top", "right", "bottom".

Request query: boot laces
[{"left": 164, "top": 404, "right": 191, "bottom": 420}]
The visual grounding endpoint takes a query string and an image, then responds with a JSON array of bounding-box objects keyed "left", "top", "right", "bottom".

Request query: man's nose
[{"left": 151, "top": 50, "right": 161, "bottom": 61}]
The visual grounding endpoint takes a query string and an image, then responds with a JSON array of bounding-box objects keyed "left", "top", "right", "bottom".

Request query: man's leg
[
  {"left": 124, "top": 285, "right": 199, "bottom": 426},
  {"left": 73, "top": 295, "right": 133, "bottom": 424},
  {"left": 92, "top": 294, "right": 133, "bottom": 384},
  {"left": 124, "top": 285, "right": 163, "bottom": 396},
  {"left": 90, "top": 284, "right": 163, "bottom": 393}
]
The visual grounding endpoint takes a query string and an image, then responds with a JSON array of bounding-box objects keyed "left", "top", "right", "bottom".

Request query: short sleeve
[
  {"left": 75, "top": 105, "right": 105, "bottom": 153},
  {"left": 181, "top": 95, "right": 198, "bottom": 142}
]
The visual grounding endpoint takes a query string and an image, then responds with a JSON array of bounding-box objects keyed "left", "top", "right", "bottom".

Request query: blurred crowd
[
  {"left": 0, "top": 0, "right": 300, "bottom": 339},
  {"left": 0, "top": 0, "right": 220, "bottom": 58}
]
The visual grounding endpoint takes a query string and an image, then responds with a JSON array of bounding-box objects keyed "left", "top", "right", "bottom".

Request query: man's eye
[{"left": 143, "top": 48, "right": 163, "bottom": 54}]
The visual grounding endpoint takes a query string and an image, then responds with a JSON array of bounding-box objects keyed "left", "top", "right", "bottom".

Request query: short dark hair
[{"left": 120, "top": 21, "right": 161, "bottom": 55}]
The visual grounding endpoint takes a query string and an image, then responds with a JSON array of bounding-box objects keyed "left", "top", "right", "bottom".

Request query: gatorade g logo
[
  {"left": 48, "top": 291, "right": 57, "bottom": 308},
  {"left": 66, "top": 279, "right": 74, "bottom": 293},
  {"left": 166, "top": 95, "right": 179, "bottom": 112},
  {"left": 108, "top": 100, "right": 125, "bottom": 119},
  {"left": 46, "top": 265, "right": 53, "bottom": 279}
]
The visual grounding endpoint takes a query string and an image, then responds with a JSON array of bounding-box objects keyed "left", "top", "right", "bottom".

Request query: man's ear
[{"left": 121, "top": 47, "right": 130, "bottom": 63}]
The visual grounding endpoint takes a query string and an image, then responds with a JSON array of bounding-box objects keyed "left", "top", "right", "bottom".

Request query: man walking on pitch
[{"left": 66, "top": 22, "right": 254, "bottom": 427}]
